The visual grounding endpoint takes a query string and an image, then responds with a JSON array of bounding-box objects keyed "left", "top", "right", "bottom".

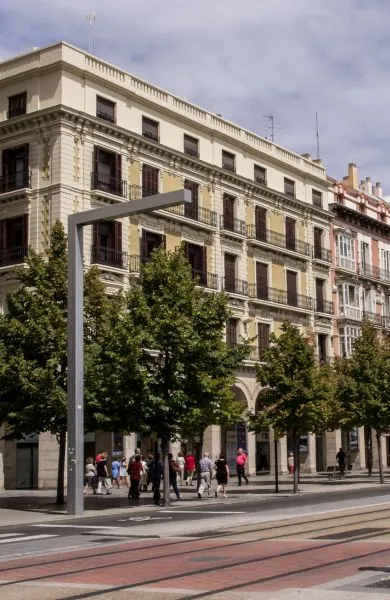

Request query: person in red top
[
  {"left": 185, "top": 453, "right": 196, "bottom": 486},
  {"left": 236, "top": 448, "right": 249, "bottom": 486},
  {"left": 128, "top": 454, "right": 143, "bottom": 502}
]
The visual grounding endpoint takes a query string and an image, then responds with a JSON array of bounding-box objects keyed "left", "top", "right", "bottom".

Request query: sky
[{"left": 1, "top": 0, "right": 389, "bottom": 190}]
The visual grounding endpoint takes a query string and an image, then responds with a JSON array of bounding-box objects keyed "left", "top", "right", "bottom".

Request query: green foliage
[{"left": 250, "top": 321, "right": 335, "bottom": 437}]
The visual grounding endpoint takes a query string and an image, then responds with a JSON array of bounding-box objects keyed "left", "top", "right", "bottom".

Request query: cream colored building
[{"left": 0, "top": 42, "right": 334, "bottom": 488}]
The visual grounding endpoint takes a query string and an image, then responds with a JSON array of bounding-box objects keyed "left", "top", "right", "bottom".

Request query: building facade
[
  {"left": 330, "top": 163, "right": 390, "bottom": 470},
  {"left": 0, "top": 42, "right": 336, "bottom": 487}
]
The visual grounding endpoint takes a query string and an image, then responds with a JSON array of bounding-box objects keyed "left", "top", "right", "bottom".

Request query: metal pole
[
  {"left": 67, "top": 221, "right": 84, "bottom": 516},
  {"left": 274, "top": 438, "right": 279, "bottom": 494}
]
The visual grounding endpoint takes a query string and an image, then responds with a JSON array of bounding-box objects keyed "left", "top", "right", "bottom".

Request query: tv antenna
[
  {"left": 315, "top": 112, "right": 321, "bottom": 160},
  {"left": 86, "top": 14, "right": 96, "bottom": 53},
  {"left": 263, "top": 114, "right": 275, "bottom": 142}
]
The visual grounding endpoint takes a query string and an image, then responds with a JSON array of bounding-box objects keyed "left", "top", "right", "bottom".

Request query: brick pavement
[{"left": 0, "top": 531, "right": 390, "bottom": 598}]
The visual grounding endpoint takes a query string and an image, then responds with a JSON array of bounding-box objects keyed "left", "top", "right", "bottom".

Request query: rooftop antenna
[
  {"left": 86, "top": 14, "right": 96, "bottom": 54},
  {"left": 316, "top": 112, "right": 320, "bottom": 160},
  {"left": 263, "top": 114, "right": 275, "bottom": 142}
]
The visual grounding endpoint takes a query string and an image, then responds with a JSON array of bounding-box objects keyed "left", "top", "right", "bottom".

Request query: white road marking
[
  {"left": 31, "top": 524, "right": 120, "bottom": 529},
  {"left": 0, "top": 534, "right": 57, "bottom": 544},
  {"left": 159, "top": 510, "right": 246, "bottom": 514},
  {"left": 0, "top": 534, "right": 24, "bottom": 539}
]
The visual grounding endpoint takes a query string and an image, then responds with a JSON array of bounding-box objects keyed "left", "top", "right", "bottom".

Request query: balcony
[
  {"left": 248, "top": 284, "right": 313, "bottom": 310},
  {"left": 164, "top": 203, "right": 218, "bottom": 228},
  {"left": 247, "top": 225, "right": 311, "bottom": 257},
  {"left": 222, "top": 278, "right": 248, "bottom": 295},
  {"left": 220, "top": 216, "right": 247, "bottom": 236},
  {"left": 315, "top": 299, "right": 334, "bottom": 315},
  {"left": 0, "top": 246, "right": 28, "bottom": 268},
  {"left": 192, "top": 269, "right": 219, "bottom": 290},
  {"left": 313, "top": 246, "right": 332, "bottom": 263},
  {"left": 142, "top": 184, "right": 159, "bottom": 198},
  {"left": 0, "top": 171, "right": 31, "bottom": 195},
  {"left": 335, "top": 255, "right": 356, "bottom": 272},
  {"left": 382, "top": 316, "right": 390, "bottom": 329},
  {"left": 338, "top": 306, "right": 361, "bottom": 320},
  {"left": 357, "top": 262, "right": 390, "bottom": 285},
  {"left": 91, "top": 172, "right": 127, "bottom": 198},
  {"left": 91, "top": 246, "right": 127, "bottom": 270},
  {"left": 363, "top": 311, "right": 382, "bottom": 326}
]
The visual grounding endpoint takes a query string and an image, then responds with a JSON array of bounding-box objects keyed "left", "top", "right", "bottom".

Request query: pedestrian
[
  {"left": 236, "top": 448, "right": 249, "bottom": 486},
  {"left": 140, "top": 455, "right": 148, "bottom": 491},
  {"left": 111, "top": 457, "right": 121, "bottom": 488},
  {"left": 95, "top": 450, "right": 103, "bottom": 464},
  {"left": 214, "top": 453, "right": 229, "bottom": 498},
  {"left": 197, "top": 451, "right": 213, "bottom": 498},
  {"left": 336, "top": 447, "right": 347, "bottom": 478},
  {"left": 153, "top": 453, "right": 164, "bottom": 505},
  {"left": 96, "top": 452, "right": 112, "bottom": 495},
  {"left": 128, "top": 454, "right": 143, "bottom": 502},
  {"left": 129, "top": 448, "right": 141, "bottom": 464},
  {"left": 119, "top": 457, "right": 129, "bottom": 487},
  {"left": 185, "top": 452, "right": 196, "bottom": 486},
  {"left": 176, "top": 451, "right": 185, "bottom": 486},
  {"left": 288, "top": 452, "right": 294, "bottom": 477},
  {"left": 83, "top": 457, "right": 96, "bottom": 495},
  {"left": 367, "top": 447, "right": 373, "bottom": 478},
  {"left": 168, "top": 453, "right": 182, "bottom": 500}
]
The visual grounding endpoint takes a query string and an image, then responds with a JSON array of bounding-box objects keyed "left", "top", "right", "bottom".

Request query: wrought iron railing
[
  {"left": 313, "top": 246, "right": 332, "bottom": 262},
  {"left": 222, "top": 278, "right": 248, "bottom": 295},
  {"left": 220, "top": 216, "right": 247, "bottom": 236},
  {"left": 0, "top": 246, "right": 28, "bottom": 267},
  {"left": 315, "top": 299, "right": 334, "bottom": 314},
  {"left": 165, "top": 203, "right": 218, "bottom": 227},
  {"left": 247, "top": 224, "right": 311, "bottom": 256},
  {"left": 91, "top": 246, "right": 127, "bottom": 269},
  {"left": 0, "top": 171, "right": 31, "bottom": 194},
  {"left": 91, "top": 172, "right": 127, "bottom": 198},
  {"left": 248, "top": 284, "right": 313, "bottom": 310}
]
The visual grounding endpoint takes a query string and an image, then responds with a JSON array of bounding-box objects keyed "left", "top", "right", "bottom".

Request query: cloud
[{"left": 1, "top": 0, "right": 390, "bottom": 190}]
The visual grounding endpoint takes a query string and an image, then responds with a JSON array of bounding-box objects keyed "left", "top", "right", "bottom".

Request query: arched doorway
[{"left": 221, "top": 385, "right": 248, "bottom": 475}]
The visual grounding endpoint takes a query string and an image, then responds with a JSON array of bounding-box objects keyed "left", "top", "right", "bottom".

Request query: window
[
  {"left": 254, "top": 165, "right": 266, "bottom": 185},
  {"left": 318, "top": 334, "right": 328, "bottom": 364},
  {"left": 284, "top": 178, "right": 295, "bottom": 197},
  {"left": 142, "top": 116, "right": 159, "bottom": 142},
  {"left": 315, "top": 278, "right": 324, "bottom": 313},
  {"left": 1, "top": 144, "right": 30, "bottom": 193},
  {"left": 258, "top": 323, "right": 270, "bottom": 359},
  {"left": 313, "top": 227, "right": 323, "bottom": 260},
  {"left": 183, "top": 135, "right": 199, "bottom": 158},
  {"left": 141, "top": 230, "right": 165, "bottom": 262},
  {"left": 226, "top": 318, "right": 238, "bottom": 346},
  {"left": 96, "top": 96, "right": 115, "bottom": 123},
  {"left": 224, "top": 253, "right": 237, "bottom": 293},
  {"left": 338, "top": 283, "right": 360, "bottom": 319},
  {"left": 255, "top": 206, "right": 267, "bottom": 242},
  {"left": 222, "top": 150, "right": 235, "bottom": 172},
  {"left": 0, "top": 215, "right": 28, "bottom": 267},
  {"left": 256, "top": 262, "right": 268, "bottom": 300},
  {"left": 339, "top": 326, "right": 360, "bottom": 358},
  {"left": 364, "top": 289, "right": 376, "bottom": 316},
  {"left": 337, "top": 234, "right": 355, "bottom": 271},
  {"left": 381, "top": 249, "right": 390, "bottom": 279},
  {"left": 359, "top": 241, "right": 370, "bottom": 273},
  {"left": 183, "top": 180, "right": 199, "bottom": 219},
  {"left": 92, "top": 147, "right": 123, "bottom": 196},
  {"left": 142, "top": 164, "right": 159, "bottom": 197},
  {"left": 8, "top": 92, "right": 27, "bottom": 119},
  {"left": 183, "top": 242, "right": 206, "bottom": 285},
  {"left": 92, "top": 221, "right": 123, "bottom": 268},
  {"left": 285, "top": 217, "right": 296, "bottom": 251},
  {"left": 223, "top": 194, "right": 235, "bottom": 231},
  {"left": 286, "top": 270, "right": 297, "bottom": 306},
  {"left": 312, "top": 189, "right": 322, "bottom": 208},
  {"left": 384, "top": 294, "right": 390, "bottom": 317}
]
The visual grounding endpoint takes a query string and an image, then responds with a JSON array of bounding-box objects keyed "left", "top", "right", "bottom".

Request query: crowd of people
[{"left": 83, "top": 448, "right": 249, "bottom": 502}]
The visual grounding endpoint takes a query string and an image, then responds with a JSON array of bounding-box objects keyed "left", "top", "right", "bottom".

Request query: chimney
[
  {"left": 347, "top": 163, "right": 358, "bottom": 189},
  {"left": 375, "top": 182, "right": 383, "bottom": 198},
  {"left": 365, "top": 176, "right": 373, "bottom": 195}
]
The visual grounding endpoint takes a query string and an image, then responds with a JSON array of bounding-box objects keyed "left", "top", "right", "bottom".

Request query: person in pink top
[
  {"left": 185, "top": 453, "right": 196, "bottom": 486},
  {"left": 236, "top": 448, "right": 249, "bottom": 486}
]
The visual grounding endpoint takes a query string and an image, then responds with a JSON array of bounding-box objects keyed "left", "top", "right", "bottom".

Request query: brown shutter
[
  {"left": 255, "top": 206, "right": 267, "bottom": 241},
  {"left": 316, "top": 278, "right": 324, "bottom": 312},
  {"left": 94, "top": 146, "right": 99, "bottom": 172},
  {"left": 0, "top": 219, "right": 5, "bottom": 250},
  {"left": 285, "top": 217, "right": 296, "bottom": 250},
  {"left": 24, "top": 144, "right": 29, "bottom": 168},
  {"left": 115, "top": 153, "right": 122, "bottom": 194},
  {"left": 2, "top": 149, "right": 10, "bottom": 176},
  {"left": 202, "top": 245, "right": 207, "bottom": 277},
  {"left": 256, "top": 262, "right": 268, "bottom": 300},
  {"left": 161, "top": 234, "right": 166, "bottom": 249},
  {"left": 223, "top": 194, "right": 235, "bottom": 229},
  {"left": 314, "top": 228, "right": 322, "bottom": 259},
  {"left": 258, "top": 323, "right": 270, "bottom": 359},
  {"left": 93, "top": 223, "right": 99, "bottom": 250},
  {"left": 141, "top": 229, "right": 148, "bottom": 261},
  {"left": 287, "top": 270, "right": 297, "bottom": 306},
  {"left": 114, "top": 221, "right": 122, "bottom": 267},
  {"left": 22, "top": 214, "right": 28, "bottom": 249}
]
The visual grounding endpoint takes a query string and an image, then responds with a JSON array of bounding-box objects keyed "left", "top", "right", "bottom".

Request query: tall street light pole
[{"left": 67, "top": 189, "right": 191, "bottom": 516}]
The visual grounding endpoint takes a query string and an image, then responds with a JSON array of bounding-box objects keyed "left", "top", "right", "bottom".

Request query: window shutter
[
  {"left": 202, "top": 245, "right": 207, "bottom": 276},
  {"left": 22, "top": 214, "right": 28, "bottom": 249},
  {"left": 255, "top": 206, "right": 267, "bottom": 241},
  {"left": 115, "top": 153, "right": 121, "bottom": 184},
  {"left": 23, "top": 144, "right": 29, "bottom": 167},
  {"left": 93, "top": 223, "right": 99, "bottom": 248},
  {"left": 0, "top": 219, "right": 5, "bottom": 249},
  {"left": 182, "top": 241, "right": 189, "bottom": 258},
  {"left": 2, "top": 149, "right": 10, "bottom": 176},
  {"left": 114, "top": 221, "right": 122, "bottom": 253},
  {"left": 141, "top": 229, "right": 148, "bottom": 261},
  {"left": 162, "top": 234, "right": 166, "bottom": 249}
]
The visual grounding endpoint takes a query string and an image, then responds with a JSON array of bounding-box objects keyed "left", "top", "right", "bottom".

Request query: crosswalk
[{"left": 0, "top": 532, "right": 57, "bottom": 544}]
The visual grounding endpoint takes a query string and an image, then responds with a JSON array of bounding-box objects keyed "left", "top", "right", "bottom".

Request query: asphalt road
[{"left": 0, "top": 485, "right": 389, "bottom": 562}]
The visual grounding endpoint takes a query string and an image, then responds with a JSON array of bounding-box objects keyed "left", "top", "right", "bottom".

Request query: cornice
[{"left": 330, "top": 201, "right": 390, "bottom": 237}]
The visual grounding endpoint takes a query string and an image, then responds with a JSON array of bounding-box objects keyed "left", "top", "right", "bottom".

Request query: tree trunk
[
  {"left": 274, "top": 438, "right": 279, "bottom": 493},
  {"left": 366, "top": 428, "right": 373, "bottom": 477},
  {"left": 292, "top": 431, "right": 299, "bottom": 493},
  {"left": 376, "top": 430, "right": 384, "bottom": 484},
  {"left": 162, "top": 437, "right": 170, "bottom": 506},
  {"left": 56, "top": 430, "right": 66, "bottom": 505},
  {"left": 195, "top": 431, "right": 204, "bottom": 491}
]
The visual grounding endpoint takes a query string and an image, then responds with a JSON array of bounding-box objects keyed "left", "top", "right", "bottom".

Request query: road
[{"left": 0, "top": 486, "right": 389, "bottom": 598}]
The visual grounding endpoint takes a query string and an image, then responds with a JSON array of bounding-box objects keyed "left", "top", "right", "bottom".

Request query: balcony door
[
  {"left": 316, "top": 278, "right": 324, "bottom": 312},
  {"left": 142, "top": 165, "right": 159, "bottom": 197},
  {"left": 286, "top": 270, "right": 297, "bottom": 306},
  {"left": 183, "top": 242, "right": 206, "bottom": 285},
  {"left": 93, "top": 220, "right": 122, "bottom": 267},
  {"left": 313, "top": 227, "right": 323, "bottom": 260},
  {"left": 93, "top": 147, "right": 121, "bottom": 195},
  {"left": 285, "top": 217, "right": 296, "bottom": 251},
  {"left": 184, "top": 180, "right": 199, "bottom": 220},
  {"left": 224, "top": 253, "right": 236, "bottom": 293},
  {"left": 141, "top": 230, "right": 165, "bottom": 262},
  {"left": 223, "top": 194, "right": 235, "bottom": 231},
  {"left": 0, "top": 215, "right": 28, "bottom": 266},
  {"left": 255, "top": 206, "right": 267, "bottom": 242},
  {"left": 2, "top": 144, "right": 29, "bottom": 190},
  {"left": 256, "top": 262, "right": 268, "bottom": 300}
]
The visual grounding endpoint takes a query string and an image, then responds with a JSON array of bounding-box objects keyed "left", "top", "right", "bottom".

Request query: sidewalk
[{"left": 0, "top": 471, "right": 388, "bottom": 527}]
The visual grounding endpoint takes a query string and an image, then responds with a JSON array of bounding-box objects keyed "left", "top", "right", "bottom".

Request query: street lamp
[{"left": 67, "top": 189, "right": 191, "bottom": 516}]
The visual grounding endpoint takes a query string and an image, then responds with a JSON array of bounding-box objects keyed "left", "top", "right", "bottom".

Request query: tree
[
  {"left": 0, "top": 221, "right": 110, "bottom": 503},
  {"left": 249, "top": 321, "right": 335, "bottom": 492},
  {"left": 334, "top": 319, "right": 390, "bottom": 483}
]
